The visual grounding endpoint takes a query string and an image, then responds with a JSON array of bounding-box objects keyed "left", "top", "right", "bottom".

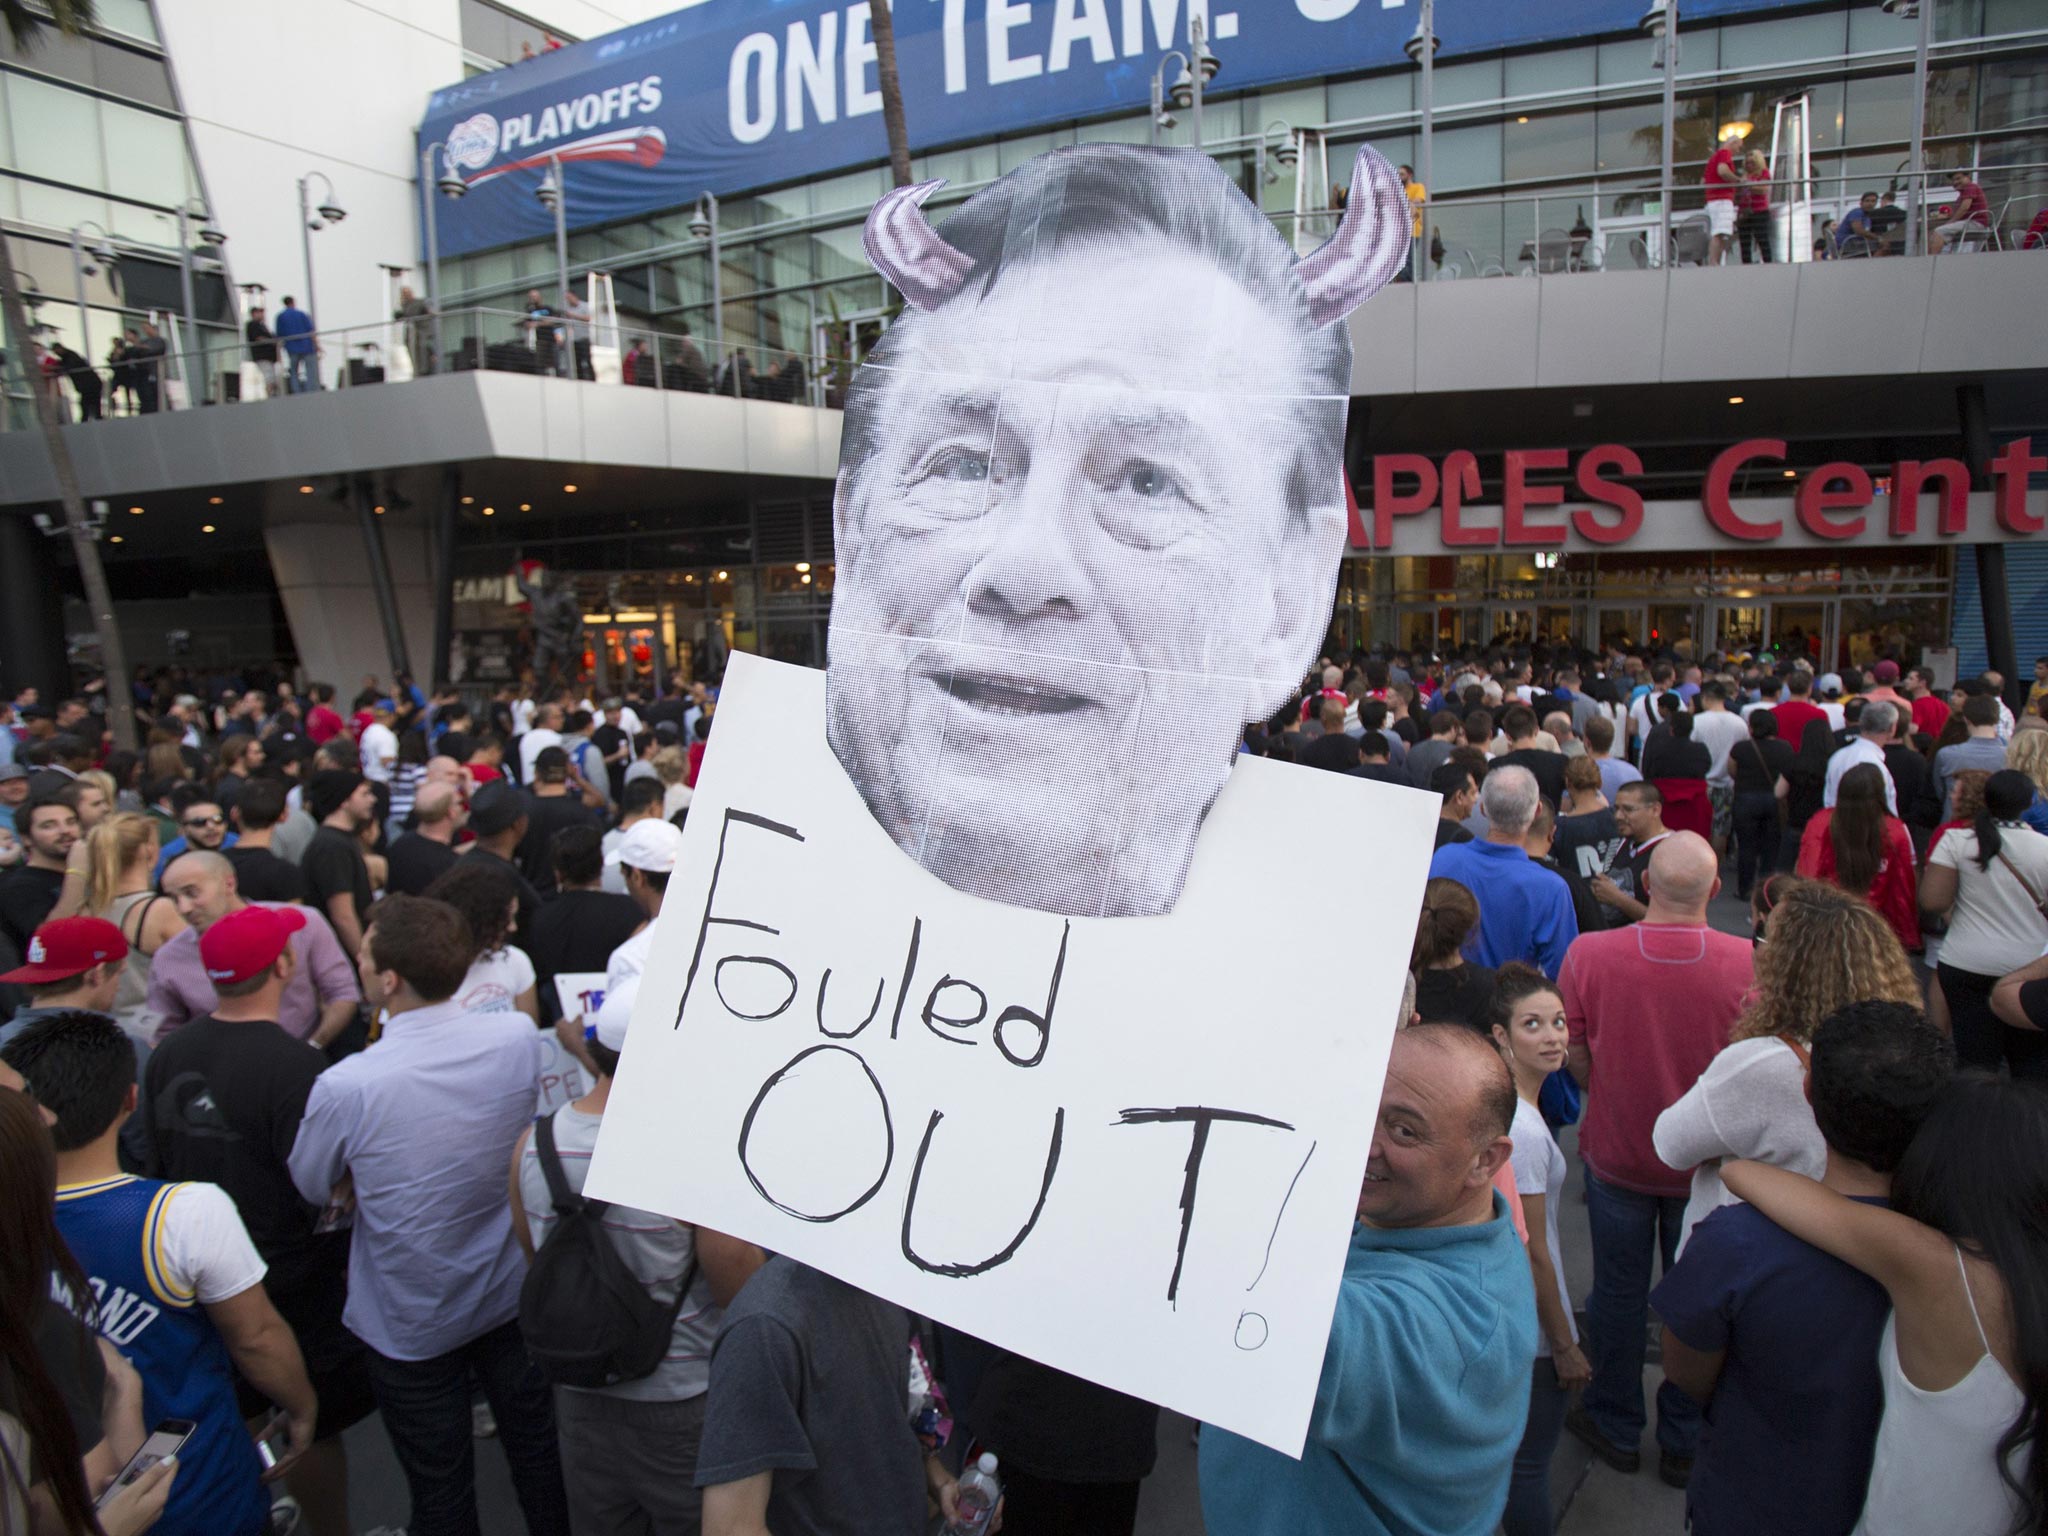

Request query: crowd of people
[{"left": 1, "top": 639, "right": 2045, "bottom": 1536}]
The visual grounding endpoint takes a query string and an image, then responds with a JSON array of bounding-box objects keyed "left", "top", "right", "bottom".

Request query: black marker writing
[
  {"left": 677, "top": 809, "right": 804, "bottom": 1028},
  {"left": 1115, "top": 1106, "right": 1294, "bottom": 1306},
  {"left": 900, "top": 1107, "right": 1065, "bottom": 1277}
]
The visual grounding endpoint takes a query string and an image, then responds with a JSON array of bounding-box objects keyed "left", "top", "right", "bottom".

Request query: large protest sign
[
  {"left": 588, "top": 653, "right": 1437, "bottom": 1454},
  {"left": 589, "top": 141, "right": 1427, "bottom": 1455}
]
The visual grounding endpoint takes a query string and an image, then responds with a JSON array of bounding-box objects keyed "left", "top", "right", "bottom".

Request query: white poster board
[
  {"left": 588, "top": 652, "right": 1436, "bottom": 1456},
  {"left": 553, "top": 972, "right": 608, "bottom": 1027}
]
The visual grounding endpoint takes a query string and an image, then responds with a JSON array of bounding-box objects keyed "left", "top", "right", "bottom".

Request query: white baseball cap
[
  {"left": 592, "top": 975, "right": 637, "bottom": 1051},
  {"left": 605, "top": 818, "right": 684, "bottom": 874}
]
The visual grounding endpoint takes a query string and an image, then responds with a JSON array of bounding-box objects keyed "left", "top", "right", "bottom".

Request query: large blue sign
[{"left": 419, "top": 0, "right": 1799, "bottom": 259}]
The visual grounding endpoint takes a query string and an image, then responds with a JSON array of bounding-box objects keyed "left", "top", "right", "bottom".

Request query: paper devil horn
[
  {"left": 1297, "top": 145, "right": 1412, "bottom": 329},
  {"left": 864, "top": 179, "right": 975, "bottom": 312}
]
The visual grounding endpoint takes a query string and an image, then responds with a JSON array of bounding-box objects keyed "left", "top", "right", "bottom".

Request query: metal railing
[
  {"left": 1274, "top": 160, "right": 2048, "bottom": 277},
  {"left": 3, "top": 305, "right": 852, "bottom": 429}
]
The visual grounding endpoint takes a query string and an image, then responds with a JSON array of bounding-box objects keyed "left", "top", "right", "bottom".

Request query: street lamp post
[
  {"left": 296, "top": 171, "right": 346, "bottom": 327},
  {"left": 1407, "top": 0, "right": 1439, "bottom": 281},
  {"left": 66, "top": 222, "right": 115, "bottom": 362},
  {"left": 1252, "top": 119, "right": 1299, "bottom": 194},
  {"left": 420, "top": 140, "right": 467, "bottom": 372},
  {"left": 689, "top": 192, "right": 723, "bottom": 379},
  {"left": 1148, "top": 13, "right": 1218, "bottom": 150},
  {"left": 1644, "top": 0, "right": 1679, "bottom": 266},
  {"left": 535, "top": 156, "right": 570, "bottom": 376},
  {"left": 171, "top": 202, "right": 224, "bottom": 402}
]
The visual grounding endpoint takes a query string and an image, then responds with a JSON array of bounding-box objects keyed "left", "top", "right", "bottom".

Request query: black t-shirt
[
  {"left": 965, "top": 1352, "right": 1160, "bottom": 1484},
  {"left": 1414, "top": 962, "right": 1497, "bottom": 1029},
  {"left": 1351, "top": 760, "right": 1407, "bottom": 786},
  {"left": 134, "top": 1014, "right": 330, "bottom": 1294},
  {"left": 223, "top": 845, "right": 306, "bottom": 905},
  {"left": 9, "top": 1298, "right": 105, "bottom": 1478},
  {"left": 591, "top": 723, "right": 631, "bottom": 799},
  {"left": 1641, "top": 733, "right": 1711, "bottom": 782},
  {"left": 299, "top": 827, "right": 372, "bottom": 932},
  {"left": 2019, "top": 979, "right": 2048, "bottom": 1032},
  {"left": 385, "top": 832, "right": 459, "bottom": 897},
  {"left": 1552, "top": 807, "right": 1622, "bottom": 922},
  {"left": 1296, "top": 732, "right": 1361, "bottom": 774},
  {"left": 1604, "top": 832, "right": 1671, "bottom": 924},
  {"left": 528, "top": 889, "right": 645, "bottom": 1023},
  {"left": 517, "top": 794, "right": 605, "bottom": 896},
  {"left": 1493, "top": 747, "right": 1568, "bottom": 808},
  {"left": 1884, "top": 743, "right": 1939, "bottom": 829},
  {"left": 1729, "top": 736, "right": 1795, "bottom": 795},
  {"left": 1434, "top": 819, "right": 1474, "bottom": 850},
  {"left": 0, "top": 865, "right": 65, "bottom": 953}
]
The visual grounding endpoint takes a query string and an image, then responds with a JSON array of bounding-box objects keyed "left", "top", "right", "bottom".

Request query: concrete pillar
[
  {"left": 264, "top": 498, "right": 435, "bottom": 690},
  {"left": 0, "top": 512, "right": 71, "bottom": 699}
]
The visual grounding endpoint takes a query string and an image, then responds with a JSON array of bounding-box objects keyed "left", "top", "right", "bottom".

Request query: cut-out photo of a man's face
[{"left": 827, "top": 144, "right": 1408, "bottom": 919}]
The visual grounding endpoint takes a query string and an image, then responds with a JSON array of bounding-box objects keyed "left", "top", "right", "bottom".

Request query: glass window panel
[
  {"left": 3, "top": 29, "right": 96, "bottom": 85},
  {"left": 1597, "top": 101, "right": 1661, "bottom": 172},
  {"left": 0, "top": 75, "right": 10, "bottom": 167},
  {"left": 1933, "top": 0, "right": 1982, "bottom": 43},
  {"left": 1429, "top": 58, "right": 1501, "bottom": 110},
  {"left": 1429, "top": 201, "right": 1506, "bottom": 278},
  {"left": 760, "top": 235, "right": 810, "bottom": 291},
  {"left": 1073, "top": 114, "right": 1148, "bottom": 145},
  {"left": 105, "top": 196, "right": 171, "bottom": 242},
  {"left": 101, "top": 101, "right": 186, "bottom": 206},
  {"left": 7, "top": 75, "right": 104, "bottom": 190},
  {"left": 19, "top": 180, "right": 111, "bottom": 232},
  {"left": 1327, "top": 72, "right": 1411, "bottom": 123},
  {"left": 999, "top": 131, "right": 1054, "bottom": 172},
  {"left": 1845, "top": 72, "right": 1912, "bottom": 146},
  {"left": 93, "top": 42, "right": 175, "bottom": 107},
  {"left": 1429, "top": 122, "right": 1501, "bottom": 191},
  {"left": 1503, "top": 109, "right": 1594, "bottom": 182},
  {"left": 754, "top": 183, "right": 811, "bottom": 223},
  {"left": 1846, "top": 5, "right": 1907, "bottom": 56},
  {"left": 1719, "top": 12, "right": 1844, "bottom": 70},
  {"left": 917, "top": 142, "right": 999, "bottom": 182},
  {"left": 1598, "top": 37, "right": 1656, "bottom": 87},
  {"left": 91, "top": 0, "right": 159, "bottom": 44},
  {"left": 1982, "top": 56, "right": 2048, "bottom": 132},
  {"left": 1256, "top": 85, "right": 1323, "bottom": 141},
  {"left": 1926, "top": 65, "right": 1975, "bottom": 139},
  {"left": 811, "top": 225, "right": 870, "bottom": 283},
  {"left": 1505, "top": 47, "right": 1594, "bottom": 99},
  {"left": 1984, "top": 0, "right": 2042, "bottom": 33},
  {"left": 811, "top": 167, "right": 886, "bottom": 214},
  {"left": 1672, "top": 92, "right": 1720, "bottom": 172},
  {"left": 465, "top": 249, "right": 517, "bottom": 299}
]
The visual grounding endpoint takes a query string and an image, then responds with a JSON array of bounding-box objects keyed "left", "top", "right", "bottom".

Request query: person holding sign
[{"left": 1197, "top": 1025, "right": 1535, "bottom": 1533}]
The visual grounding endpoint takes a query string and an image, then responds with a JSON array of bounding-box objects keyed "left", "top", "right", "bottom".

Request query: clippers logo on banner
[{"left": 418, "top": 0, "right": 1808, "bottom": 258}]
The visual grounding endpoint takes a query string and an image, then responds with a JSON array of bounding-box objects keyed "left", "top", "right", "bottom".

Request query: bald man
[
  {"left": 386, "top": 781, "right": 464, "bottom": 897},
  {"left": 1201, "top": 1026, "right": 1538, "bottom": 1534},
  {"left": 150, "top": 851, "right": 361, "bottom": 1047},
  {"left": 1559, "top": 832, "right": 1754, "bottom": 1485}
]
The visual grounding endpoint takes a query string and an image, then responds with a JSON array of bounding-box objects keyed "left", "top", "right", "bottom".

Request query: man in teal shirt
[{"left": 1199, "top": 1025, "right": 1538, "bottom": 1535}]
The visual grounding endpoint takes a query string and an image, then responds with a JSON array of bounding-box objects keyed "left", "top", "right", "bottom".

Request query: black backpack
[{"left": 517, "top": 1113, "right": 697, "bottom": 1389}]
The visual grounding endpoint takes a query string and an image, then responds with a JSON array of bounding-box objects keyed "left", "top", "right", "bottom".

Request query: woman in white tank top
[{"left": 1724, "top": 1074, "right": 2042, "bottom": 1536}]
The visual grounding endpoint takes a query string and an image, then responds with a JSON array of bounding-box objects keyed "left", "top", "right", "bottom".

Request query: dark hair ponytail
[{"left": 1975, "top": 770, "right": 2037, "bottom": 872}]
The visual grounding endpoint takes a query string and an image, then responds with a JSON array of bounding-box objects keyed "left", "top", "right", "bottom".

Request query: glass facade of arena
[
  {"left": 430, "top": 1, "right": 2048, "bottom": 362},
  {"left": 1328, "top": 546, "right": 1956, "bottom": 671}
]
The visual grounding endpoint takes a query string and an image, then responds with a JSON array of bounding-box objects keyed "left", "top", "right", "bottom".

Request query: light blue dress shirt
[{"left": 289, "top": 997, "right": 541, "bottom": 1361}]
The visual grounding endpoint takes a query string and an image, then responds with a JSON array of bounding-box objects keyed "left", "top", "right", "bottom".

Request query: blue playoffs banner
[{"left": 419, "top": 0, "right": 1801, "bottom": 259}]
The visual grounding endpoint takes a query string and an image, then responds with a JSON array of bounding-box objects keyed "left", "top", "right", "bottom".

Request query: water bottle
[{"left": 945, "top": 1452, "right": 1001, "bottom": 1536}]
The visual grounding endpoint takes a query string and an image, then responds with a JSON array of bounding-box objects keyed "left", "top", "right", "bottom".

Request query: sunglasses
[{"left": 182, "top": 815, "right": 226, "bottom": 829}]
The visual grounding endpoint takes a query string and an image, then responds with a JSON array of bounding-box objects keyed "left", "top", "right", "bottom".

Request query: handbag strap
[
  {"left": 533, "top": 1112, "right": 605, "bottom": 1218},
  {"left": 1780, "top": 1035, "right": 1812, "bottom": 1073},
  {"left": 1993, "top": 849, "right": 2048, "bottom": 920}
]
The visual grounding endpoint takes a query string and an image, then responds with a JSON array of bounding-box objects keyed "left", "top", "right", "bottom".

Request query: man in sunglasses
[{"left": 153, "top": 791, "right": 238, "bottom": 884}]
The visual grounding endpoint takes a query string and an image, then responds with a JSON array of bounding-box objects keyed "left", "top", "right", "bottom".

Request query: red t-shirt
[
  {"left": 1703, "top": 145, "right": 1738, "bottom": 202},
  {"left": 1562, "top": 923, "right": 1757, "bottom": 1196},
  {"left": 1773, "top": 699, "right": 1828, "bottom": 749},
  {"left": 1796, "top": 811, "right": 1922, "bottom": 953},
  {"left": 1911, "top": 694, "right": 1952, "bottom": 740},
  {"left": 1948, "top": 180, "right": 1988, "bottom": 225},
  {"left": 306, "top": 705, "right": 345, "bottom": 744}
]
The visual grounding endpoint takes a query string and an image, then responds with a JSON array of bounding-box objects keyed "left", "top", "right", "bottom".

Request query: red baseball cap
[
  {"left": 0, "top": 917, "right": 129, "bottom": 985},
  {"left": 199, "top": 905, "right": 306, "bottom": 986}
]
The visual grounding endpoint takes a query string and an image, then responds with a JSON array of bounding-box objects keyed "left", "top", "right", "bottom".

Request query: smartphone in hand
[{"left": 97, "top": 1418, "right": 193, "bottom": 1509}]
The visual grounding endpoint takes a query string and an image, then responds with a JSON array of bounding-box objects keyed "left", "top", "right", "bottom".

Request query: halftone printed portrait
[{"left": 827, "top": 144, "right": 1409, "bottom": 918}]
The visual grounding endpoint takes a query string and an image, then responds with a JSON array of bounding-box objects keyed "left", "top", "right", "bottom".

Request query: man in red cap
[
  {"left": 1862, "top": 660, "right": 1907, "bottom": 710},
  {"left": 134, "top": 903, "right": 372, "bottom": 1536},
  {"left": 1, "top": 914, "right": 129, "bottom": 1052}
]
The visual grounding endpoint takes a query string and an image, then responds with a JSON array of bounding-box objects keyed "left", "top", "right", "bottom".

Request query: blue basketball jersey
[{"left": 53, "top": 1175, "right": 270, "bottom": 1536}]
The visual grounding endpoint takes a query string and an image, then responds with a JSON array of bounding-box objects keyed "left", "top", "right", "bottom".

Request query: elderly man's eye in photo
[{"left": 826, "top": 142, "right": 1410, "bottom": 919}]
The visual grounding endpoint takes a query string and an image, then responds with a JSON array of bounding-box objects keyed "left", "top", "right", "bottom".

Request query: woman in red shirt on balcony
[{"left": 1797, "top": 761, "right": 1920, "bottom": 952}]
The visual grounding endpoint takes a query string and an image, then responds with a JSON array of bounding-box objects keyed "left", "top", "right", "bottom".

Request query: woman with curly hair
[
  {"left": 1652, "top": 877, "right": 1921, "bottom": 1251},
  {"left": 1796, "top": 761, "right": 1920, "bottom": 952},
  {"left": 423, "top": 859, "right": 539, "bottom": 1023}
]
